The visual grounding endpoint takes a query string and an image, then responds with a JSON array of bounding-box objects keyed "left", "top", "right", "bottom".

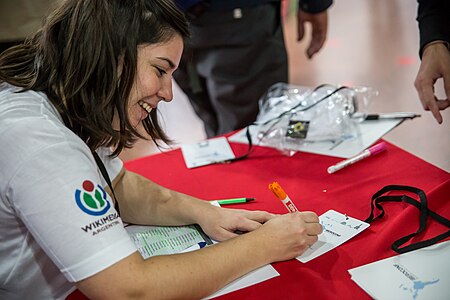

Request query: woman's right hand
[{"left": 250, "top": 212, "right": 322, "bottom": 263}]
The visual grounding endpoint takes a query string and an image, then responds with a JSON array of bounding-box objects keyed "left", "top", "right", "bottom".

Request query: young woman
[{"left": 0, "top": 1, "right": 321, "bottom": 299}]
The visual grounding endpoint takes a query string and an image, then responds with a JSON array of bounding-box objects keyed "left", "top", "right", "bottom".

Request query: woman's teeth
[{"left": 139, "top": 101, "right": 152, "bottom": 113}]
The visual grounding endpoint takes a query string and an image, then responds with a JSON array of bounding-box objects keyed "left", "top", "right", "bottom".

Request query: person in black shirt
[{"left": 174, "top": 0, "right": 333, "bottom": 137}]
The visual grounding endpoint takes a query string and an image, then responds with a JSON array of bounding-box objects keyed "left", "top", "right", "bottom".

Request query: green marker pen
[{"left": 216, "top": 198, "right": 255, "bottom": 205}]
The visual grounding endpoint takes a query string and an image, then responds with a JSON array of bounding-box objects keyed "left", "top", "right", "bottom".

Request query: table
[{"left": 69, "top": 140, "right": 450, "bottom": 299}]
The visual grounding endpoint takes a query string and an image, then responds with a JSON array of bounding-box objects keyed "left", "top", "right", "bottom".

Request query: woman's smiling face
[{"left": 119, "top": 34, "right": 184, "bottom": 130}]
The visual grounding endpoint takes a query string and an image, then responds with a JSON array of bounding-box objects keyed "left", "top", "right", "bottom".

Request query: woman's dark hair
[{"left": 0, "top": 0, "right": 190, "bottom": 156}]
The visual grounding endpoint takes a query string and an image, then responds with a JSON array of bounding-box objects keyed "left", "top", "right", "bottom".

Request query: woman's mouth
[{"left": 139, "top": 100, "right": 152, "bottom": 114}]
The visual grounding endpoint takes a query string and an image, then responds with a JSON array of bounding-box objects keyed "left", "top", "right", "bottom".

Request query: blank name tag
[{"left": 181, "top": 137, "right": 236, "bottom": 168}]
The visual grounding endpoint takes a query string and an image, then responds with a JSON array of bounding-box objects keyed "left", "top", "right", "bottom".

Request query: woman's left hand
[{"left": 197, "top": 207, "right": 276, "bottom": 241}]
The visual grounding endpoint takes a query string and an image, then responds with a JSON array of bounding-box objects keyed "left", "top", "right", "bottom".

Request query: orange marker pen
[{"left": 268, "top": 182, "right": 298, "bottom": 213}]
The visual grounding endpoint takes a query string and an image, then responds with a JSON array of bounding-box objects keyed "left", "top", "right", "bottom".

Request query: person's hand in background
[
  {"left": 414, "top": 42, "right": 450, "bottom": 124},
  {"left": 297, "top": 9, "right": 328, "bottom": 59}
]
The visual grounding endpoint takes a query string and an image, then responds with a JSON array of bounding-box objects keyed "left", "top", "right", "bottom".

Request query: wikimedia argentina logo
[
  {"left": 75, "top": 180, "right": 120, "bottom": 236},
  {"left": 75, "top": 180, "right": 111, "bottom": 216}
]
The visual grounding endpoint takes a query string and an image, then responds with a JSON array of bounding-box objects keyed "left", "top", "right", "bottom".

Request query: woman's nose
[{"left": 158, "top": 79, "right": 173, "bottom": 102}]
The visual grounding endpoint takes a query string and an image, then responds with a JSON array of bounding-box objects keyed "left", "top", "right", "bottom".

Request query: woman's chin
[{"left": 133, "top": 119, "right": 147, "bottom": 133}]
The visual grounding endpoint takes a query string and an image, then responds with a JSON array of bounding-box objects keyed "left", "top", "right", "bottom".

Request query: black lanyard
[
  {"left": 92, "top": 151, "right": 121, "bottom": 216},
  {"left": 60, "top": 113, "right": 122, "bottom": 215},
  {"left": 364, "top": 185, "right": 450, "bottom": 254}
]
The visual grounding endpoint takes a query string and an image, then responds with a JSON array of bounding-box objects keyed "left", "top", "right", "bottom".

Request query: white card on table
[
  {"left": 181, "top": 137, "right": 235, "bottom": 168},
  {"left": 348, "top": 240, "right": 450, "bottom": 300},
  {"left": 297, "top": 209, "right": 370, "bottom": 263}
]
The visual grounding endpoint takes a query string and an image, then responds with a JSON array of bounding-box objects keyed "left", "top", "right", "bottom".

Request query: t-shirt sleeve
[{"left": 8, "top": 140, "right": 137, "bottom": 282}]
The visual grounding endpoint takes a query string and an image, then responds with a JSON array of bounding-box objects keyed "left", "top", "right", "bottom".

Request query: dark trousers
[{"left": 174, "top": 3, "right": 288, "bottom": 137}]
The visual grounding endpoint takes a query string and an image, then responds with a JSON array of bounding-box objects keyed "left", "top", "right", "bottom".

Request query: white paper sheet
[
  {"left": 228, "top": 119, "right": 402, "bottom": 158},
  {"left": 181, "top": 136, "right": 235, "bottom": 168},
  {"left": 348, "top": 240, "right": 450, "bottom": 300},
  {"left": 205, "top": 265, "right": 279, "bottom": 299}
]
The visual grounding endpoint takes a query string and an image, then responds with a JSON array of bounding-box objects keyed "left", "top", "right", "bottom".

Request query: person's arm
[
  {"left": 416, "top": 0, "right": 450, "bottom": 58},
  {"left": 76, "top": 210, "right": 322, "bottom": 299},
  {"left": 76, "top": 156, "right": 322, "bottom": 298},
  {"left": 414, "top": 0, "right": 450, "bottom": 123},
  {"left": 297, "top": 0, "right": 333, "bottom": 59},
  {"left": 110, "top": 167, "right": 276, "bottom": 241}
]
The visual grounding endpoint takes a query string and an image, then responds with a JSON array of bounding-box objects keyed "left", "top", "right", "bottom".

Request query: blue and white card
[
  {"left": 349, "top": 240, "right": 450, "bottom": 300},
  {"left": 298, "top": 210, "right": 370, "bottom": 263}
]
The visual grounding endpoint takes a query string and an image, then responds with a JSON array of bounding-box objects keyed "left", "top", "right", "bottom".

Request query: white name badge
[{"left": 298, "top": 210, "right": 370, "bottom": 263}]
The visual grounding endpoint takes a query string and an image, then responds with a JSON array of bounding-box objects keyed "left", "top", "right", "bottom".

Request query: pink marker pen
[{"left": 327, "top": 142, "right": 387, "bottom": 174}]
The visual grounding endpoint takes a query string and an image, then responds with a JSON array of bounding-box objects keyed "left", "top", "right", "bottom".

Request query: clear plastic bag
[{"left": 253, "top": 83, "right": 378, "bottom": 155}]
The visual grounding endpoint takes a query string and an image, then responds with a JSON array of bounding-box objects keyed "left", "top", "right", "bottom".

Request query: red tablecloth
[{"left": 70, "top": 141, "right": 450, "bottom": 299}]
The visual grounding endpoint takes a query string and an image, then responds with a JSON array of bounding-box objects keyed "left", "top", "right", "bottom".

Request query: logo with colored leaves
[{"left": 75, "top": 180, "right": 111, "bottom": 216}]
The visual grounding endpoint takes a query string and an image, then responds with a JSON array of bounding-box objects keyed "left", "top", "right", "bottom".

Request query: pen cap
[
  {"left": 268, "top": 182, "right": 287, "bottom": 200},
  {"left": 368, "top": 142, "right": 386, "bottom": 155}
]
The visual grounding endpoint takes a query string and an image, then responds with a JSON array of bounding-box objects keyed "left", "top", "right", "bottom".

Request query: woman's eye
[{"left": 155, "top": 67, "right": 167, "bottom": 77}]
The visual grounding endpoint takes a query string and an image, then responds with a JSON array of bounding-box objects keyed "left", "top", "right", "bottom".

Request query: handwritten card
[
  {"left": 181, "top": 137, "right": 235, "bottom": 168},
  {"left": 297, "top": 210, "right": 370, "bottom": 263}
]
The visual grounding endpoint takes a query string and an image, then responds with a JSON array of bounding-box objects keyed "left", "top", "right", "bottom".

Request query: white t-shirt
[{"left": 0, "top": 84, "right": 138, "bottom": 299}]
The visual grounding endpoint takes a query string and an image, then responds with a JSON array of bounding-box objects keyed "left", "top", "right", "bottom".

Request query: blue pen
[{"left": 182, "top": 241, "right": 207, "bottom": 253}]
